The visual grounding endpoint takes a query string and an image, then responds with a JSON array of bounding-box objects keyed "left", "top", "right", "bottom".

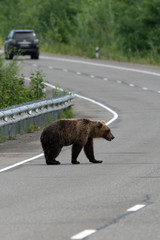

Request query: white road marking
[
  {"left": 32, "top": 64, "right": 38, "bottom": 67},
  {"left": 0, "top": 153, "right": 44, "bottom": 173},
  {"left": 75, "top": 94, "right": 118, "bottom": 126},
  {"left": 127, "top": 204, "right": 146, "bottom": 212},
  {"left": 117, "top": 80, "right": 122, "bottom": 84},
  {"left": 103, "top": 77, "right": 108, "bottom": 81},
  {"left": 142, "top": 87, "right": 148, "bottom": 90},
  {"left": 129, "top": 83, "right": 135, "bottom": 87},
  {"left": 43, "top": 83, "right": 118, "bottom": 125},
  {"left": 44, "top": 82, "right": 63, "bottom": 91},
  {"left": 90, "top": 75, "right": 95, "bottom": 78},
  {"left": 3, "top": 53, "right": 160, "bottom": 173},
  {"left": 63, "top": 68, "right": 68, "bottom": 72},
  {"left": 41, "top": 55, "right": 160, "bottom": 77},
  {"left": 4, "top": 53, "right": 159, "bottom": 173},
  {"left": 1, "top": 55, "right": 153, "bottom": 238},
  {"left": 77, "top": 72, "right": 81, "bottom": 75},
  {"left": 48, "top": 66, "right": 53, "bottom": 69},
  {"left": 71, "top": 229, "right": 97, "bottom": 239},
  {"left": 71, "top": 204, "right": 146, "bottom": 239},
  {"left": 0, "top": 81, "right": 118, "bottom": 173}
]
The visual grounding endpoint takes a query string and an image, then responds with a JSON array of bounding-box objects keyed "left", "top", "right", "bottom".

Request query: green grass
[
  {"left": 41, "top": 42, "right": 160, "bottom": 66},
  {"left": 58, "top": 107, "right": 74, "bottom": 119}
]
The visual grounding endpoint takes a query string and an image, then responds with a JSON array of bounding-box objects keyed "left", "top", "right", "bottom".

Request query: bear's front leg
[
  {"left": 71, "top": 143, "right": 83, "bottom": 164},
  {"left": 84, "top": 138, "right": 103, "bottom": 164}
]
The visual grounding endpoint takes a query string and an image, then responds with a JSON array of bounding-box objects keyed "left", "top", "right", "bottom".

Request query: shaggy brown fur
[{"left": 40, "top": 119, "right": 115, "bottom": 165}]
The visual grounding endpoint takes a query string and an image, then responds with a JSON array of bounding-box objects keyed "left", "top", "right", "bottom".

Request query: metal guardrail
[{"left": 0, "top": 93, "right": 74, "bottom": 139}]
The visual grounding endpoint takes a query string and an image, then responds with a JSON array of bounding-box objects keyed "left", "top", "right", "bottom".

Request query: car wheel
[
  {"left": 31, "top": 52, "right": 39, "bottom": 60},
  {"left": 5, "top": 53, "right": 13, "bottom": 60}
]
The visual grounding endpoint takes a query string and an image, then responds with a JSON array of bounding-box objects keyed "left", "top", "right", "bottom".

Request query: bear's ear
[{"left": 97, "top": 121, "right": 103, "bottom": 128}]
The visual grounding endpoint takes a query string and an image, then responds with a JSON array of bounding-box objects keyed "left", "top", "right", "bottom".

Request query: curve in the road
[
  {"left": 41, "top": 55, "right": 160, "bottom": 77},
  {"left": 1, "top": 54, "right": 159, "bottom": 173},
  {"left": 0, "top": 80, "right": 118, "bottom": 173},
  {"left": 44, "top": 82, "right": 118, "bottom": 125}
]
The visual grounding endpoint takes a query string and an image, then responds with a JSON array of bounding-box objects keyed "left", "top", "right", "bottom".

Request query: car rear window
[{"left": 13, "top": 32, "right": 36, "bottom": 40}]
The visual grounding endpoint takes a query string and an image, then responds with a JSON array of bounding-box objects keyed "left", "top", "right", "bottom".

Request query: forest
[{"left": 0, "top": 0, "right": 160, "bottom": 64}]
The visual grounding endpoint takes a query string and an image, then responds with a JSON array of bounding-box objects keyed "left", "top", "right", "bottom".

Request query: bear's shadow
[{"left": 30, "top": 162, "right": 98, "bottom": 166}]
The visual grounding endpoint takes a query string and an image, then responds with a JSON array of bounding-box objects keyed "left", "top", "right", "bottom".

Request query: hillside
[{"left": 0, "top": 0, "right": 160, "bottom": 64}]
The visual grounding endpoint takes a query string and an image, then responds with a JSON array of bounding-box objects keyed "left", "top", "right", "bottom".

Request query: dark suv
[{"left": 4, "top": 29, "right": 39, "bottom": 60}]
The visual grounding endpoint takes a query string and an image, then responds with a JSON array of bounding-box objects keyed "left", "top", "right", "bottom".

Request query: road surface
[{"left": 0, "top": 53, "right": 160, "bottom": 240}]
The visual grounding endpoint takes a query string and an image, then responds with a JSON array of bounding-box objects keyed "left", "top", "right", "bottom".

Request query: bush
[
  {"left": 30, "top": 69, "right": 46, "bottom": 100},
  {"left": 0, "top": 54, "right": 46, "bottom": 109}
]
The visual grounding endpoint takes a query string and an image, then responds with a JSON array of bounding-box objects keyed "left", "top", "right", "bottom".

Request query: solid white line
[
  {"left": 71, "top": 229, "right": 97, "bottom": 239},
  {"left": 42, "top": 83, "right": 118, "bottom": 125},
  {"left": 75, "top": 94, "right": 118, "bottom": 126},
  {"left": 0, "top": 83, "right": 117, "bottom": 173},
  {"left": 0, "top": 153, "right": 44, "bottom": 173},
  {"left": 127, "top": 204, "right": 146, "bottom": 212},
  {"left": 0, "top": 56, "right": 118, "bottom": 173},
  {"left": 44, "top": 82, "right": 63, "bottom": 91}
]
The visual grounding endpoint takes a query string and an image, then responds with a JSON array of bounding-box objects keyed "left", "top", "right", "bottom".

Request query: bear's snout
[
  {"left": 104, "top": 132, "right": 115, "bottom": 141},
  {"left": 107, "top": 135, "right": 115, "bottom": 141},
  {"left": 110, "top": 135, "right": 115, "bottom": 141}
]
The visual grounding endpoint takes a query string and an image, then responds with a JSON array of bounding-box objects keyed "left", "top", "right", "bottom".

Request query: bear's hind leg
[
  {"left": 45, "top": 146, "right": 62, "bottom": 165},
  {"left": 84, "top": 138, "right": 103, "bottom": 163},
  {"left": 71, "top": 143, "right": 83, "bottom": 164}
]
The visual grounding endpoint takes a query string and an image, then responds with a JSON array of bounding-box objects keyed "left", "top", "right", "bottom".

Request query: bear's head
[{"left": 97, "top": 121, "right": 115, "bottom": 141}]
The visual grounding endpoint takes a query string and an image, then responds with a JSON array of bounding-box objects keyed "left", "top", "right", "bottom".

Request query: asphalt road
[{"left": 0, "top": 53, "right": 160, "bottom": 240}]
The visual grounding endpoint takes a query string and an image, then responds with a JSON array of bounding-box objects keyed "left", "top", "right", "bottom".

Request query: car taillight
[{"left": 34, "top": 39, "right": 39, "bottom": 44}]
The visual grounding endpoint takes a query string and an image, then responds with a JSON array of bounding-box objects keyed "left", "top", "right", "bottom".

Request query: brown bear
[{"left": 40, "top": 118, "right": 115, "bottom": 165}]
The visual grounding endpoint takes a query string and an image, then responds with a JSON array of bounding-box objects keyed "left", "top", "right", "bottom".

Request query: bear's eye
[
  {"left": 97, "top": 122, "right": 103, "bottom": 128},
  {"left": 106, "top": 129, "right": 110, "bottom": 133}
]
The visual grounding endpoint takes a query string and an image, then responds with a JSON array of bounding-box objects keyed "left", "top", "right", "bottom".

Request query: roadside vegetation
[
  {"left": 0, "top": 54, "right": 72, "bottom": 111},
  {"left": 0, "top": 54, "right": 46, "bottom": 109},
  {"left": 0, "top": 54, "right": 74, "bottom": 142},
  {"left": 0, "top": 0, "right": 160, "bottom": 64}
]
